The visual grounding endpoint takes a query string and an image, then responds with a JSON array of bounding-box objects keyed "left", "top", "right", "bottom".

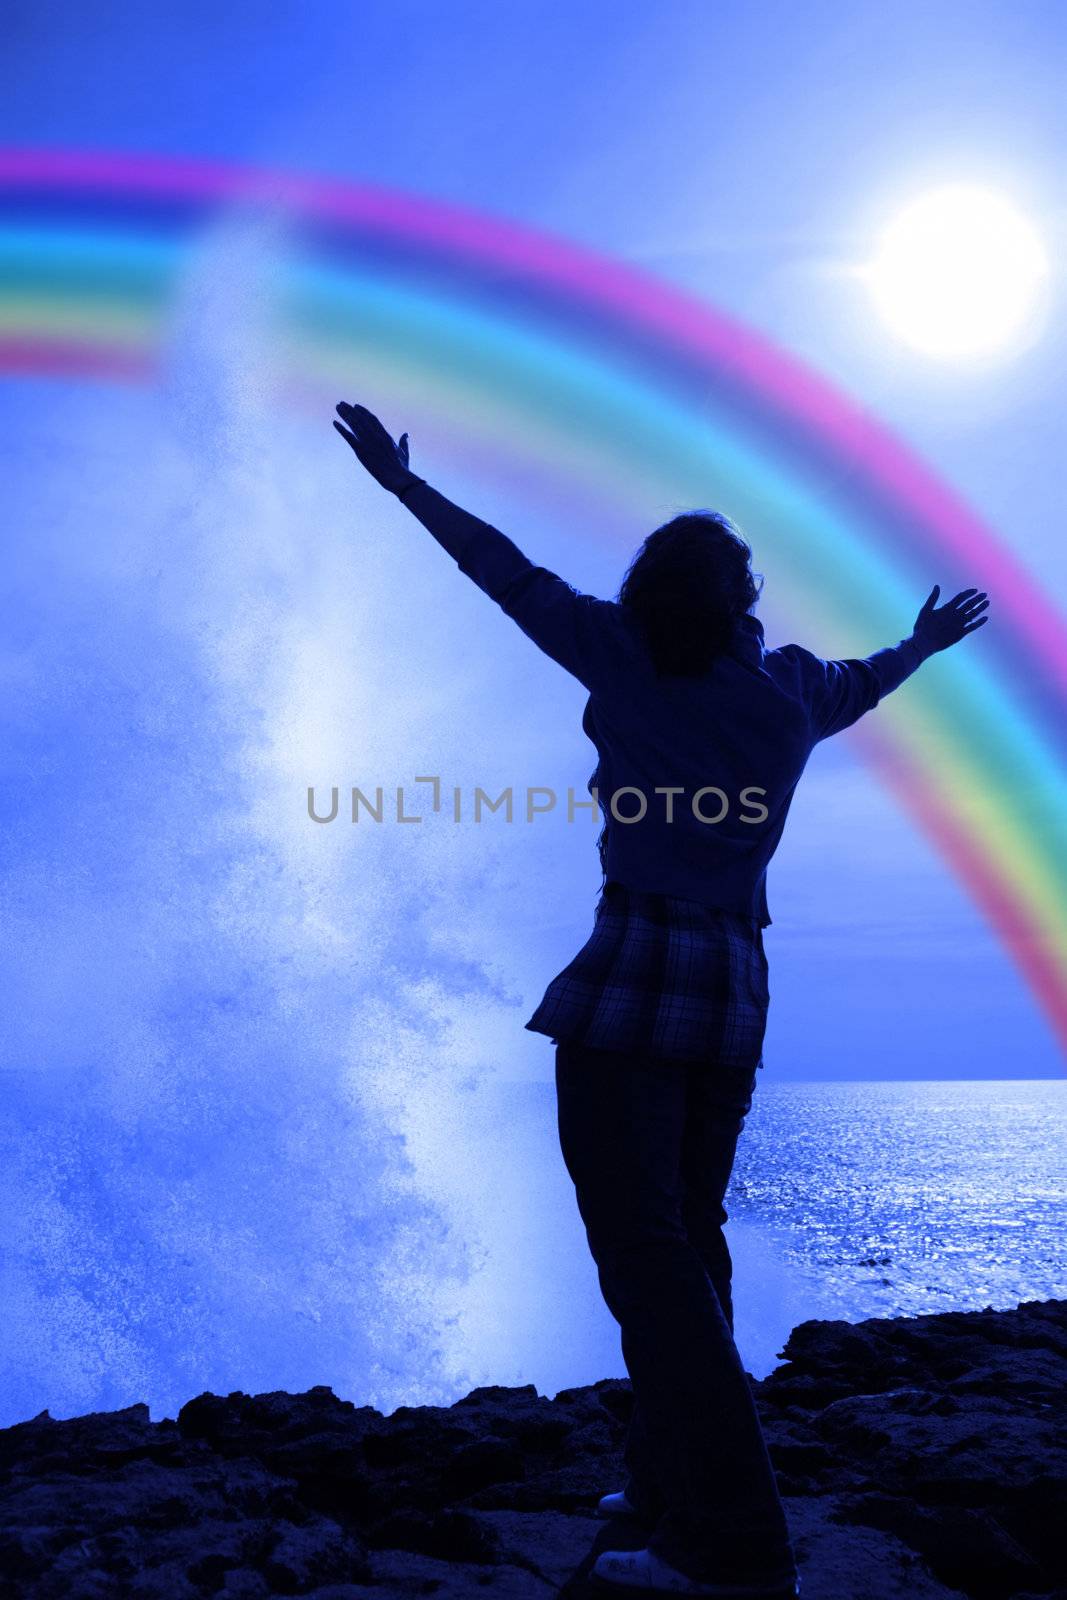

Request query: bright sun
[{"left": 865, "top": 184, "right": 1049, "bottom": 359}]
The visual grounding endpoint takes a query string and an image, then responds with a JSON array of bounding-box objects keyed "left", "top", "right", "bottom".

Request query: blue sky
[{"left": 0, "top": 1, "right": 1064, "bottom": 1424}]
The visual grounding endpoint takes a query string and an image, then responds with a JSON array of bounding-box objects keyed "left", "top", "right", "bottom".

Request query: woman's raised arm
[{"left": 333, "top": 400, "right": 629, "bottom": 693}]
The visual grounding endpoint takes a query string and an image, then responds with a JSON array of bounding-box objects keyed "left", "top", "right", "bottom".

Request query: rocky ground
[{"left": 0, "top": 1298, "right": 1064, "bottom": 1599}]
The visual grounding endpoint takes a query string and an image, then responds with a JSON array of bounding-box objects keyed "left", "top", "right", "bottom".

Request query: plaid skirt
[{"left": 525, "top": 881, "right": 770, "bottom": 1067}]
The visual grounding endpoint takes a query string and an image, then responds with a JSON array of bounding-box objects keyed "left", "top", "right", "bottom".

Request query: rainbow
[{"left": 2, "top": 147, "right": 1065, "bottom": 1061}]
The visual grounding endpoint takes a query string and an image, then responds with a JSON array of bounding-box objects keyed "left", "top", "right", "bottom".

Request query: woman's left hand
[{"left": 333, "top": 401, "right": 417, "bottom": 494}]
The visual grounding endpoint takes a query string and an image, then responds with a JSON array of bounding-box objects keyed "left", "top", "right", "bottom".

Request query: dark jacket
[{"left": 399, "top": 480, "right": 925, "bottom": 924}]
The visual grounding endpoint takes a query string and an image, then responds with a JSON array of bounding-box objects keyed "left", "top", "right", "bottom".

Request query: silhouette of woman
[{"left": 333, "top": 400, "right": 989, "bottom": 1596}]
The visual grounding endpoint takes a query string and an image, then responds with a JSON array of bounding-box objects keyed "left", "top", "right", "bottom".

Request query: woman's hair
[{"left": 616, "top": 509, "right": 762, "bottom": 678}]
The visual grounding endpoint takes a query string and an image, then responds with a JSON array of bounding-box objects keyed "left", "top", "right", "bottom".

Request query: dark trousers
[{"left": 555, "top": 1038, "right": 796, "bottom": 1583}]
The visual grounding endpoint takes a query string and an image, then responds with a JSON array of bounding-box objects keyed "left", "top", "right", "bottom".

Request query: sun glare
[{"left": 865, "top": 184, "right": 1049, "bottom": 360}]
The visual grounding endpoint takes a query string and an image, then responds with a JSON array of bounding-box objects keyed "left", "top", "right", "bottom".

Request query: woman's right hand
[{"left": 911, "top": 585, "right": 990, "bottom": 655}]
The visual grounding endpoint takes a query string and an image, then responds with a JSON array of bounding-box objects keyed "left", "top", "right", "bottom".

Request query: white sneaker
[
  {"left": 591, "top": 1546, "right": 800, "bottom": 1596},
  {"left": 597, "top": 1490, "right": 640, "bottom": 1517}
]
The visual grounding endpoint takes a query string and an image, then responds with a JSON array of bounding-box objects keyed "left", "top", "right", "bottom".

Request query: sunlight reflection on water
[{"left": 729, "top": 1078, "right": 1067, "bottom": 1321}]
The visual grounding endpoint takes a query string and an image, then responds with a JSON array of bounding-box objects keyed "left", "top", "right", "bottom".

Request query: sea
[
  {"left": 453, "top": 1076, "right": 1067, "bottom": 1394},
  {"left": 726, "top": 1077, "right": 1067, "bottom": 1319}
]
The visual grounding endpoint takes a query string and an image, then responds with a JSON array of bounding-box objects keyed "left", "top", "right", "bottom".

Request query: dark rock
[
  {"left": 439, "top": 1438, "right": 529, "bottom": 1497},
  {"left": 0, "top": 1298, "right": 1063, "bottom": 1598},
  {"left": 831, "top": 1490, "right": 1043, "bottom": 1598}
]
